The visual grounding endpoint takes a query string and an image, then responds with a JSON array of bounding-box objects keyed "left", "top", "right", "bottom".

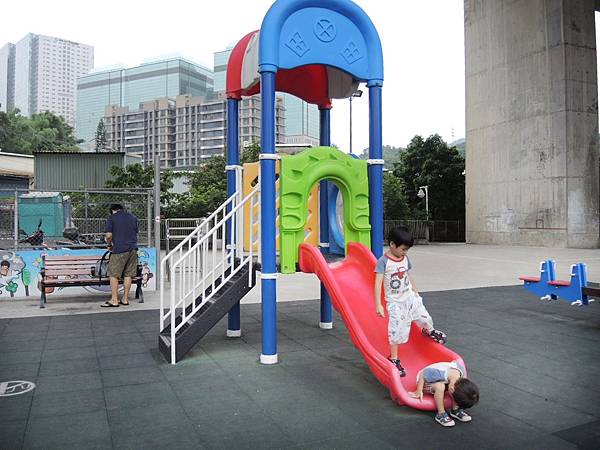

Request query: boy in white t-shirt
[
  {"left": 409, "top": 360, "right": 480, "bottom": 427},
  {"left": 374, "top": 227, "right": 447, "bottom": 377}
]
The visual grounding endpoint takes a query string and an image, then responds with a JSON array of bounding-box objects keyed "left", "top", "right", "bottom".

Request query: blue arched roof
[{"left": 259, "top": 0, "right": 383, "bottom": 86}]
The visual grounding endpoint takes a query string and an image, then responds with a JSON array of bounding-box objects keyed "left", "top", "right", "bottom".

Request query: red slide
[{"left": 299, "top": 242, "right": 467, "bottom": 411}]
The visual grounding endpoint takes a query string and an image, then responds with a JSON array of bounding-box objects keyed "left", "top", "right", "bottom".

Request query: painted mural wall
[{"left": 0, "top": 248, "right": 156, "bottom": 299}]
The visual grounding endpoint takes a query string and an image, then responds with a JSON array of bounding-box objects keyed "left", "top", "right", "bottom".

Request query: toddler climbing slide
[{"left": 299, "top": 242, "right": 467, "bottom": 411}]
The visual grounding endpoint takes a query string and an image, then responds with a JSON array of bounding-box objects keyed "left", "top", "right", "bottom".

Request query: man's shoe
[
  {"left": 449, "top": 408, "right": 472, "bottom": 422},
  {"left": 389, "top": 358, "right": 406, "bottom": 377},
  {"left": 435, "top": 412, "right": 455, "bottom": 427}
]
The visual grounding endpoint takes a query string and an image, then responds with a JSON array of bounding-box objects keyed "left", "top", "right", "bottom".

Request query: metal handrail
[
  {"left": 159, "top": 175, "right": 260, "bottom": 364},
  {"left": 164, "top": 194, "right": 238, "bottom": 259}
]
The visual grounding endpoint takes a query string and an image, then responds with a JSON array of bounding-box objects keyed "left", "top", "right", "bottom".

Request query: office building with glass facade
[
  {"left": 213, "top": 47, "right": 319, "bottom": 146},
  {"left": 77, "top": 58, "right": 213, "bottom": 151}
]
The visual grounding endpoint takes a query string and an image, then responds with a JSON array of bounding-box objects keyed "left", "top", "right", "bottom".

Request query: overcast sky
[{"left": 2, "top": 0, "right": 466, "bottom": 152}]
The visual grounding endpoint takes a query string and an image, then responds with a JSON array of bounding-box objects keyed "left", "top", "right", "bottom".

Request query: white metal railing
[{"left": 160, "top": 170, "right": 260, "bottom": 363}]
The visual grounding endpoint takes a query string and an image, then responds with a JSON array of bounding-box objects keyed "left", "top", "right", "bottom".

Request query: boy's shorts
[
  {"left": 107, "top": 249, "right": 138, "bottom": 278},
  {"left": 422, "top": 382, "right": 438, "bottom": 395},
  {"left": 422, "top": 368, "right": 446, "bottom": 394},
  {"left": 386, "top": 292, "right": 434, "bottom": 345}
]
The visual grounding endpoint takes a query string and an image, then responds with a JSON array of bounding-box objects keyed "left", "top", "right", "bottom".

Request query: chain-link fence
[
  {"left": 0, "top": 188, "right": 154, "bottom": 250},
  {"left": 384, "top": 220, "right": 465, "bottom": 243},
  {"left": 0, "top": 194, "right": 17, "bottom": 243}
]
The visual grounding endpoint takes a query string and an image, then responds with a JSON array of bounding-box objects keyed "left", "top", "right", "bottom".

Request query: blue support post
[
  {"left": 368, "top": 85, "right": 384, "bottom": 258},
  {"left": 259, "top": 70, "right": 278, "bottom": 364},
  {"left": 319, "top": 107, "right": 333, "bottom": 329},
  {"left": 226, "top": 98, "right": 241, "bottom": 337}
]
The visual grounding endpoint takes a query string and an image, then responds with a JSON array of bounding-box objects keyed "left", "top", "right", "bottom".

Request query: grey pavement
[
  {"left": 1, "top": 243, "right": 598, "bottom": 319},
  {"left": 1, "top": 285, "right": 599, "bottom": 449}
]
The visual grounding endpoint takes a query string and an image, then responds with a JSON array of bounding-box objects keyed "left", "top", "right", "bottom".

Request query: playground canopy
[{"left": 226, "top": 30, "right": 360, "bottom": 108}]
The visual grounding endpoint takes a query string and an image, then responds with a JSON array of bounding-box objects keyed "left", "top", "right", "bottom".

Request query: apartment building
[
  {"left": 2, "top": 33, "right": 94, "bottom": 124},
  {"left": 105, "top": 94, "right": 285, "bottom": 169}
]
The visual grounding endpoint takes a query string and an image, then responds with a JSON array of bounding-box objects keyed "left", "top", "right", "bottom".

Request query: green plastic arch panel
[{"left": 279, "top": 146, "right": 371, "bottom": 273}]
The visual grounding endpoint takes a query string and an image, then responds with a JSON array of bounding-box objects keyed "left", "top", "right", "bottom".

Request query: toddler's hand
[
  {"left": 375, "top": 304, "right": 385, "bottom": 317},
  {"left": 409, "top": 390, "right": 423, "bottom": 401}
]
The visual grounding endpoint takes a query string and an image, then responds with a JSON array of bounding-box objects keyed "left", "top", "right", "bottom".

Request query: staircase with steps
[
  {"left": 159, "top": 178, "right": 260, "bottom": 364},
  {"left": 159, "top": 263, "right": 256, "bottom": 363}
]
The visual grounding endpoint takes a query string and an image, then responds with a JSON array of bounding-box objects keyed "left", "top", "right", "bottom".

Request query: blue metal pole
[
  {"left": 259, "top": 70, "right": 278, "bottom": 364},
  {"left": 368, "top": 85, "right": 384, "bottom": 258},
  {"left": 318, "top": 107, "right": 332, "bottom": 329},
  {"left": 226, "top": 98, "right": 241, "bottom": 337},
  {"left": 319, "top": 108, "right": 331, "bottom": 254}
]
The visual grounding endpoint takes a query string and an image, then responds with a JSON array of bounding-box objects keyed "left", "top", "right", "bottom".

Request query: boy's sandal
[
  {"left": 389, "top": 359, "right": 406, "bottom": 377},
  {"left": 101, "top": 301, "right": 119, "bottom": 308},
  {"left": 119, "top": 300, "right": 130, "bottom": 306}
]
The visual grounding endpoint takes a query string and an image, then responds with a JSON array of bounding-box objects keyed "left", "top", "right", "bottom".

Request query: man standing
[{"left": 101, "top": 204, "right": 138, "bottom": 307}]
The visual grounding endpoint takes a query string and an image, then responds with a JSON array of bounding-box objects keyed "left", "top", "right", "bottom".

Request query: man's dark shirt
[{"left": 106, "top": 210, "right": 138, "bottom": 254}]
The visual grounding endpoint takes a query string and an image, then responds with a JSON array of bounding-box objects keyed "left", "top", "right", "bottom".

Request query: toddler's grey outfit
[{"left": 375, "top": 254, "right": 434, "bottom": 344}]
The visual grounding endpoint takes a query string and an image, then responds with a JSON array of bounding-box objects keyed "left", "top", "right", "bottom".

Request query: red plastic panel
[
  {"left": 519, "top": 276, "right": 541, "bottom": 282},
  {"left": 548, "top": 280, "right": 571, "bottom": 287},
  {"left": 226, "top": 31, "right": 331, "bottom": 108}
]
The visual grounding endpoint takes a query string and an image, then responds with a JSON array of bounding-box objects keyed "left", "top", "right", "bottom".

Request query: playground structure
[
  {"left": 158, "top": 0, "right": 466, "bottom": 412},
  {"left": 520, "top": 260, "right": 599, "bottom": 306}
]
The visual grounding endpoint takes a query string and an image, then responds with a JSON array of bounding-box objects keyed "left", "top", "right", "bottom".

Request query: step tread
[{"left": 159, "top": 265, "right": 256, "bottom": 363}]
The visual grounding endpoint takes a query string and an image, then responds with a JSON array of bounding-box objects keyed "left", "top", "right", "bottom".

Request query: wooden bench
[{"left": 40, "top": 255, "right": 144, "bottom": 308}]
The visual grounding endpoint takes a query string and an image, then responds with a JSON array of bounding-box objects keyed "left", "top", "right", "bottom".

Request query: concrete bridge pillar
[{"left": 465, "top": 0, "right": 599, "bottom": 248}]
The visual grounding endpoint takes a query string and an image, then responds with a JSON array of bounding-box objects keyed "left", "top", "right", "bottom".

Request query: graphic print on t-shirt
[
  {"left": 375, "top": 254, "right": 413, "bottom": 303},
  {"left": 390, "top": 268, "right": 407, "bottom": 291}
]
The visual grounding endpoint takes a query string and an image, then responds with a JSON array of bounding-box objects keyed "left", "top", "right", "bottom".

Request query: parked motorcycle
[
  {"left": 18, "top": 219, "right": 46, "bottom": 247},
  {"left": 59, "top": 227, "right": 106, "bottom": 248}
]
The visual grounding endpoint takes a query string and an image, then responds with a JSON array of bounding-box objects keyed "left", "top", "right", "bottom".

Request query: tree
[
  {"left": 393, "top": 134, "right": 465, "bottom": 221},
  {"left": 0, "top": 109, "right": 82, "bottom": 153},
  {"left": 241, "top": 141, "right": 260, "bottom": 163},
  {"left": 359, "top": 145, "right": 404, "bottom": 171},
  {"left": 179, "top": 155, "right": 228, "bottom": 218},
  {"left": 21, "top": 268, "right": 31, "bottom": 297},
  {"left": 94, "top": 119, "right": 108, "bottom": 152},
  {"left": 383, "top": 171, "right": 411, "bottom": 220},
  {"left": 105, "top": 163, "right": 178, "bottom": 215},
  {"left": 170, "top": 143, "right": 263, "bottom": 218},
  {"left": 0, "top": 109, "right": 34, "bottom": 153}
]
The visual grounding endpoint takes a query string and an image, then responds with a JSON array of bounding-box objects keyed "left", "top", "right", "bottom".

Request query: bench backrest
[{"left": 42, "top": 255, "right": 103, "bottom": 277}]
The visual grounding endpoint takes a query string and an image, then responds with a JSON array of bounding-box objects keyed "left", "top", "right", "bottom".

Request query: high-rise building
[
  {"left": 213, "top": 47, "right": 319, "bottom": 146},
  {"left": 7, "top": 33, "right": 93, "bottom": 124},
  {"left": 77, "top": 58, "right": 213, "bottom": 151},
  {"left": 0, "top": 43, "right": 16, "bottom": 112},
  {"left": 104, "top": 94, "right": 285, "bottom": 169}
]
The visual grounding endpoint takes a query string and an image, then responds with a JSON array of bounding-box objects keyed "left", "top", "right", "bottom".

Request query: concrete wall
[{"left": 465, "top": 0, "right": 599, "bottom": 248}]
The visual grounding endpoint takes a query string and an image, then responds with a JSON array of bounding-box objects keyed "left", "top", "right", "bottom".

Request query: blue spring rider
[{"left": 519, "top": 261, "right": 594, "bottom": 306}]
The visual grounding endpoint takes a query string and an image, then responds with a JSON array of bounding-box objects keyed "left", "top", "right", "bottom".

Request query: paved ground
[
  {"left": 1, "top": 285, "right": 599, "bottom": 449},
  {"left": 2, "top": 243, "right": 598, "bottom": 318}
]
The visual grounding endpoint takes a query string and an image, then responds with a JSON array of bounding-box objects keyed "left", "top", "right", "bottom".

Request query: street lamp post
[
  {"left": 417, "top": 185, "right": 429, "bottom": 242},
  {"left": 349, "top": 90, "right": 363, "bottom": 154}
]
